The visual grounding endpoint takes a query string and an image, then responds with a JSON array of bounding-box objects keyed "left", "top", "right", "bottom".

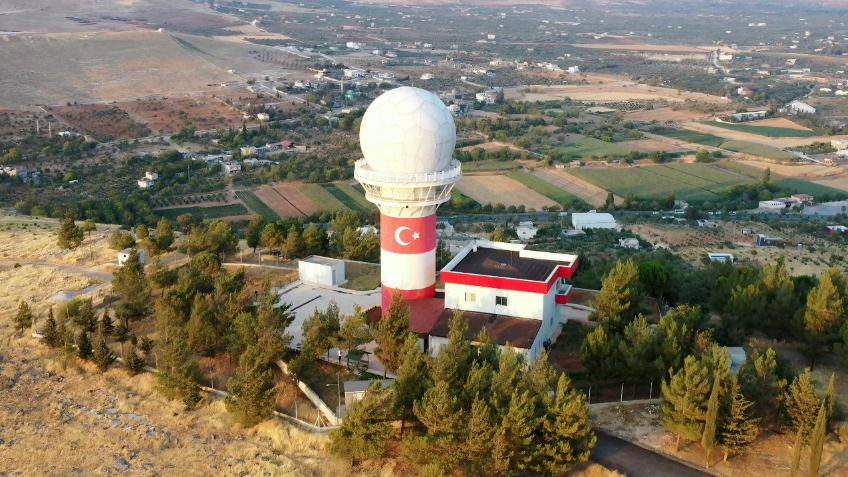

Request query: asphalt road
[{"left": 591, "top": 431, "right": 709, "bottom": 477}]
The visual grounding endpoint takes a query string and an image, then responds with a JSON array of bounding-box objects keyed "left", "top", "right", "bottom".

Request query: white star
[{"left": 412, "top": 232, "right": 420, "bottom": 240}]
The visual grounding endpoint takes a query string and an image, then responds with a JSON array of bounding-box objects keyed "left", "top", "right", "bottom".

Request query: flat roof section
[
  {"left": 429, "top": 309, "right": 542, "bottom": 349},
  {"left": 449, "top": 247, "right": 568, "bottom": 282}
]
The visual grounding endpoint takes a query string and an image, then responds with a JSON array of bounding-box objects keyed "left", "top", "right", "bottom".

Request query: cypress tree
[
  {"left": 225, "top": 344, "right": 276, "bottom": 427},
  {"left": 718, "top": 375, "right": 759, "bottom": 461},
  {"left": 42, "top": 307, "right": 59, "bottom": 348},
  {"left": 789, "top": 423, "right": 806, "bottom": 477},
  {"left": 374, "top": 290, "right": 411, "bottom": 376},
  {"left": 702, "top": 370, "right": 722, "bottom": 468},
  {"left": 76, "top": 331, "right": 93, "bottom": 360},
  {"left": 12, "top": 300, "right": 33, "bottom": 335},
  {"left": 808, "top": 400, "right": 828, "bottom": 477},
  {"left": 782, "top": 368, "right": 819, "bottom": 438},
  {"left": 124, "top": 346, "right": 147, "bottom": 376},
  {"left": 92, "top": 336, "right": 116, "bottom": 372},
  {"left": 661, "top": 355, "right": 710, "bottom": 452}
]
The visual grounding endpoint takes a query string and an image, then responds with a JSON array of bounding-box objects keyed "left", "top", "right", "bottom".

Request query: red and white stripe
[{"left": 380, "top": 213, "right": 437, "bottom": 309}]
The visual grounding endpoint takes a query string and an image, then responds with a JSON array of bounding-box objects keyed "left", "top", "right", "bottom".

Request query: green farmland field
[
  {"left": 653, "top": 129, "right": 726, "bottom": 147},
  {"left": 713, "top": 161, "right": 848, "bottom": 199},
  {"left": 537, "top": 138, "right": 634, "bottom": 158},
  {"left": 235, "top": 190, "right": 281, "bottom": 222},
  {"left": 299, "top": 184, "right": 347, "bottom": 213},
  {"left": 703, "top": 121, "right": 819, "bottom": 138},
  {"left": 320, "top": 184, "right": 376, "bottom": 213},
  {"left": 333, "top": 183, "right": 377, "bottom": 212},
  {"left": 461, "top": 159, "right": 522, "bottom": 172},
  {"left": 507, "top": 172, "right": 582, "bottom": 203},
  {"left": 155, "top": 204, "right": 250, "bottom": 221},
  {"left": 567, "top": 164, "right": 746, "bottom": 203},
  {"left": 719, "top": 140, "right": 798, "bottom": 161}
]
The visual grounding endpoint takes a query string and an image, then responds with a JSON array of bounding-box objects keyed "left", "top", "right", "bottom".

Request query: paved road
[{"left": 591, "top": 431, "right": 709, "bottom": 477}]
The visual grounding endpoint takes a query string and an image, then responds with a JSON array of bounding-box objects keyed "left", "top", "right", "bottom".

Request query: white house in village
[
  {"left": 221, "top": 161, "right": 241, "bottom": 175},
  {"left": 137, "top": 178, "right": 154, "bottom": 189},
  {"left": 118, "top": 248, "right": 145, "bottom": 266},
  {"left": 515, "top": 221, "right": 539, "bottom": 240}
]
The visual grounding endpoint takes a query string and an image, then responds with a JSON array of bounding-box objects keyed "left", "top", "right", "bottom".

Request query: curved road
[{"left": 592, "top": 431, "right": 709, "bottom": 477}]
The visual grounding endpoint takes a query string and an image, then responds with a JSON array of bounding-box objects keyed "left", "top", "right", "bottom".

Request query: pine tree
[
  {"left": 76, "top": 331, "right": 93, "bottom": 360},
  {"left": 92, "top": 336, "right": 116, "bottom": 372},
  {"left": 789, "top": 423, "right": 805, "bottom": 477},
  {"left": 111, "top": 249, "right": 150, "bottom": 319},
  {"left": 374, "top": 290, "right": 411, "bottom": 376},
  {"left": 808, "top": 400, "right": 827, "bottom": 477},
  {"left": 803, "top": 268, "right": 844, "bottom": 368},
  {"left": 99, "top": 309, "right": 114, "bottom": 337},
  {"left": 580, "top": 325, "right": 618, "bottom": 381},
  {"left": 619, "top": 315, "right": 657, "bottom": 383},
  {"left": 430, "top": 310, "right": 473, "bottom": 390},
  {"left": 226, "top": 344, "right": 277, "bottom": 427},
  {"left": 589, "top": 258, "right": 640, "bottom": 322},
  {"left": 245, "top": 215, "right": 264, "bottom": 253},
  {"left": 762, "top": 167, "right": 771, "bottom": 184},
  {"left": 464, "top": 395, "right": 496, "bottom": 474},
  {"left": 500, "top": 389, "right": 540, "bottom": 471},
  {"left": 42, "top": 307, "right": 59, "bottom": 348},
  {"left": 114, "top": 319, "right": 130, "bottom": 359},
  {"left": 303, "top": 222, "right": 329, "bottom": 256},
  {"left": 413, "top": 381, "right": 469, "bottom": 469},
  {"left": 661, "top": 355, "right": 711, "bottom": 452},
  {"left": 835, "top": 321, "right": 848, "bottom": 369},
  {"left": 392, "top": 333, "right": 430, "bottom": 436},
  {"left": 782, "top": 368, "right": 819, "bottom": 438},
  {"left": 824, "top": 373, "right": 836, "bottom": 431},
  {"left": 187, "top": 293, "right": 217, "bottom": 356},
  {"left": 12, "top": 300, "right": 33, "bottom": 335},
  {"left": 57, "top": 211, "right": 83, "bottom": 250},
  {"left": 718, "top": 376, "right": 759, "bottom": 461},
  {"left": 702, "top": 370, "right": 722, "bottom": 468},
  {"left": 157, "top": 318, "right": 202, "bottom": 408},
  {"left": 284, "top": 224, "right": 305, "bottom": 259},
  {"left": 539, "top": 373, "right": 595, "bottom": 473},
  {"left": 152, "top": 217, "right": 175, "bottom": 254},
  {"left": 74, "top": 299, "right": 96, "bottom": 333},
  {"left": 328, "top": 385, "right": 393, "bottom": 464},
  {"left": 139, "top": 336, "right": 155, "bottom": 357},
  {"left": 124, "top": 346, "right": 147, "bottom": 376}
]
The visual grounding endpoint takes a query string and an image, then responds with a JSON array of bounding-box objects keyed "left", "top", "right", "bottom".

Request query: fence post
[
  {"left": 588, "top": 386, "right": 591, "bottom": 405},
  {"left": 649, "top": 382, "right": 653, "bottom": 400},
  {"left": 620, "top": 383, "right": 624, "bottom": 403}
]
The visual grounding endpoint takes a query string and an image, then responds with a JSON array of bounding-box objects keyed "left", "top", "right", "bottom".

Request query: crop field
[
  {"left": 252, "top": 185, "right": 309, "bottom": 218},
  {"left": 299, "top": 184, "right": 347, "bottom": 213},
  {"left": 124, "top": 96, "right": 248, "bottom": 135},
  {"left": 324, "top": 183, "right": 376, "bottom": 213},
  {"left": 50, "top": 104, "right": 151, "bottom": 141},
  {"left": 621, "top": 138, "right": 691, "bottom": 153},
  {"left": 235, "top": 190, "right": 281, "bottom": 222},
  {"left": 567, "top": 164, "right": 746, "bottom": 203},
  {"left": 653, "top": 129, "right": 726, "bottom": 147},
  {"left": 702, "top": 121, "right": 820, "bottom": 138},
  {"left": 537, "top": 138, "right": 634, "bottom": 159},
  {"left": 531, "top": 169, "right": 621, "bottom": 207},
  {"left": 456, "top": 175, "right": 557, "bottom": 209},
  {"left": 154, "top": 204, "right": 249, "bottom": 220},
  {"left": 507, "top": 172, "right": 582, "bottom": 204},
  {"left": 461, "top": 159, "right": 522, "bottom": 172},
  {"left": 719, "top": 140, "right": 798, "bottom": 161}
]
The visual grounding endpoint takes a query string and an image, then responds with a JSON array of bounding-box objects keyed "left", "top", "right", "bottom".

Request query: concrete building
[
  {"left": 571, "top": 212, "right": 616, "bottom": 230},
  {"left": 515, "top": 221, "right": 538, "bottom": 240},
  {"left": 707, "top": 253, "right": 735, "bottom": 263},
  {"left": 755, "top": 234, "right": 783, "bottom": 246},
  {"left": 118, "top": 248, "right": 145, "bottom": 266},
  {"left": 618, "top": 238, "right": 640, "bottom": 249},
  {"left": 221, "top": 161, "right": 241, "bottom": 175},
  {"left": 420, "top": 73, "right": 435, "bottom": 80},
  {"left": 759, "top": 200, "right": 788, "bottom": 210},
  {"left": 298, "top": 256, "right": 346, "bottom": 287},
  {"left": 789, "top": 101, "right": 817, "bottom": 115},
  {"left": 137, "top": 178, "right": 154, "bottom": 189},
  {"left": 144, "top": 171, "right": 158, "bottom": 181},
  {"left": 567, "top": 66, "right": 580, "bottom": 73}
]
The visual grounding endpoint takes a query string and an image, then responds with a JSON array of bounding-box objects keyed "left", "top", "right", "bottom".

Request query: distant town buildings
[{"left": 221, "top": 161, "right": 241, "bottom": 175}]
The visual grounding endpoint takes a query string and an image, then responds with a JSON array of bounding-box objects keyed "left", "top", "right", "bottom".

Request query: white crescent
[{"left": 395, "top": 226, "right": 413, "bottom": 246}]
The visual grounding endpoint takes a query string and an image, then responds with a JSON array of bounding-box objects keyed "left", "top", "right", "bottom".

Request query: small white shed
[
  {"left": 118, "top": 248, "right": 145, "bottom": 266},
  {"left": 299, "top": 256, "right": 345, "bottom": 287}
]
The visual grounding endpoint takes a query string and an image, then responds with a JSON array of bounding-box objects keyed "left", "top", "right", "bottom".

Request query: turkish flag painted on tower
[{"left": 380, "top": 214, "right": 436, "bottom": 254}]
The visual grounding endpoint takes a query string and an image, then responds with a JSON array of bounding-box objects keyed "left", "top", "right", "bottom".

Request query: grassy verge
[
  {"left": 462, "top": 159, "right": 522, "bottom": 172},
  {"left": 298, "top": 184, "right": 347, "bottom": 213},
  {"left": 234, "top": 190, "right": 280, "bottom": 222},
  {"left": 508, "top": 171, "right": 582, "bottom": 203},
  {"left": 703, "top": 121, "right": 819, "bottom": 138},
  {"left": 339, "top": 261, "right": 381, "bottom": 291},
  {"left": 719, "top": 140, "right": 798, "bottom": 161},
  {"left": 155, "top": 204, "right": 249, "bottom": 220}
]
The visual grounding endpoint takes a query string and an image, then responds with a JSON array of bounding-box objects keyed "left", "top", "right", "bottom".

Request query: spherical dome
[{"left": 359, "top": 87, "right": 456, "bottom": 175}]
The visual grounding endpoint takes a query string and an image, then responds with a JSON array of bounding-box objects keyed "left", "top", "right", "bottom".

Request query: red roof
[{"left": 407, "top": 293, "right": 445, "bottom": 334}]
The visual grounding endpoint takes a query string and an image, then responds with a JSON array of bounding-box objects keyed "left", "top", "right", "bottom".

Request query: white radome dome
[{"left": 359, "top": 87, "right": 456, "bottom": 175}]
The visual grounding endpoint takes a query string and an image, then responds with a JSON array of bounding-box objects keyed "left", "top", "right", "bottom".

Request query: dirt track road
[
  {"left": 532, "top": 169, "right": 622, "bottom": 207},
  {"left": 592, "top": 432, "right": 710, "bottom": 477}
]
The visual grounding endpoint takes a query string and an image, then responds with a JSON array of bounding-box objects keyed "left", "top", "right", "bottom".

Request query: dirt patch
[
  {"left": 254, "top": 185, "right": 302, "bottom": 218},
  {"left": 622, "top": 138, "right": 690, "bottom": 153},
  {"left": 625, "top": 107, "right": 712, "bottom": 122},
  {"left": 123, "top": 96, "right": 248, "bottom": 135},
  {"left": 273, "top": 184, "right": 320, "bottom": 216},
  {"left": 736, "top": 160, "right": 843, "bottom": 178},
  {"left": 812, "top": 177, "right": 848, "bottom": 192},
  {"left": 456, "top": 175, "right": 557, "bottom": 209},
  {"left": 745, "top": 118, "right": 814, "bottom": 131},
  {"left": 0, "top": 215, "right": 122, "bottom": 269},
  {"left": 570, "top": 43, "right": 708, "bottom": 53},
  {"left": 531, "top": 168, "right": 622, "bottom": 207},
  {"left": 50, "top": 104, "right": 151, "bottom": 141},
  {"left": 0, "top": 264, "right": 100, "bottom": 318}
]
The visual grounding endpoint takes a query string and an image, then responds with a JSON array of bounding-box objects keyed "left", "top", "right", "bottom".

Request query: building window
[
  {"left": 496, "top": 296, "right": 508, "bottom": 306},
  {"left": 465, "top": 292, "right": 476, "bottom": 303}
]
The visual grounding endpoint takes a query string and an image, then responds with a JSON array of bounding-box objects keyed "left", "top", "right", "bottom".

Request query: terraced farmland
[{"left": 567, "top": 164, "right": 746, "bottom": 203}]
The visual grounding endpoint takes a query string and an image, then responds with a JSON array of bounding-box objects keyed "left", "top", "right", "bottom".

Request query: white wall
[
  {"left": 299, "top": 260, "right": 345, "bottom": 287},
  {"left": 445, "top": 282, "right": 549, "bottom": 320}
]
